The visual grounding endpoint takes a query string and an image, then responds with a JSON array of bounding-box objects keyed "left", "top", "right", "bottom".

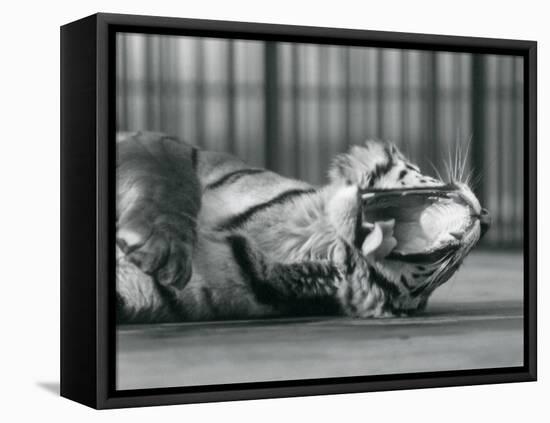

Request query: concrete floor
[{"left": 116, "top": 251, "right": 523, "bottom": 390}]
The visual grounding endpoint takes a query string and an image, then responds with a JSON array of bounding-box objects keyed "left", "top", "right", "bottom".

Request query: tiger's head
[{"left": 329, "top": 140, "right": 490, "bottom": 313}]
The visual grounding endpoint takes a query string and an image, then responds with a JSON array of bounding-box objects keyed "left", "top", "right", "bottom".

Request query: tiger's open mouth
[{"left": 361, "top": 184, "right": 483, "bottom": 263}]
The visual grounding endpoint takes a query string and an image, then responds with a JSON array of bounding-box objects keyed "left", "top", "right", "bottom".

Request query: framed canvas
[{"left": 60, "top": 13, "right": 537, "bottom": 409}]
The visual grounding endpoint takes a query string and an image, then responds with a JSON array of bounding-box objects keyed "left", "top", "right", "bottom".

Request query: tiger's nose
[{"left": 479, "top": 208, "right": 491, "bottom": 238}]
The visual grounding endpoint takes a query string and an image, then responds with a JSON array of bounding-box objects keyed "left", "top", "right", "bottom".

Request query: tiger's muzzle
[{"left": 360, "top": 184, "right": 489, "bottom": 263}]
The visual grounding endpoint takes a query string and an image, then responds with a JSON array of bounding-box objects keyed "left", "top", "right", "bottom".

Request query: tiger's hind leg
[{"left": 116, "top": 132, "right": 201, "bottom": 291}]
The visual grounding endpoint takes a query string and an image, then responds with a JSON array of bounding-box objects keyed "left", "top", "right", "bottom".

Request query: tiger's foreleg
[
  {"left": 227, "top": 233, "right": 393, "bottom": 317},
  {"left": 227, "top": 235, "right": 343, "bottom": 305}
]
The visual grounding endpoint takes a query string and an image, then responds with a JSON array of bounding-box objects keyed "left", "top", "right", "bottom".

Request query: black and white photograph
[
  {"left": 114, "top": 31, "right": 526, "bottom": 391},
  {"left": 3, "top": 0, "right": 549, "bottom": 419}
]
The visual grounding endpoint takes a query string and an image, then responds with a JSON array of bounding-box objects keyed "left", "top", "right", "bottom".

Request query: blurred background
[{"left": 116, "top": 33, "right": 524, "bottom": 248}]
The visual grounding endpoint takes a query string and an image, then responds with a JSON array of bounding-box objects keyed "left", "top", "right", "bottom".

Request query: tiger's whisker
[
  {"left": 428, "top": 159, "right": 444, "bottom": 182},
  {"left": 460, "top": 135, "right": 473, "bottom": 183}
]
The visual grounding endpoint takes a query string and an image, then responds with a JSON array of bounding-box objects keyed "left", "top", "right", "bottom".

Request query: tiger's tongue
[
  {"left": 391, "top": 202, "right": 468, "bottom": 254},
  {"left": 393, "top": 221, "right": 434, "bottom": 254}
]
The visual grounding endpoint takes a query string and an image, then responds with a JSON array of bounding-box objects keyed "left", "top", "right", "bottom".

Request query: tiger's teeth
[
  {"left": 361, "top": 193, "right": 376, "bottom": 201},
  {"left": 450, "top": 231, "right": 463, "bottom": 240}
]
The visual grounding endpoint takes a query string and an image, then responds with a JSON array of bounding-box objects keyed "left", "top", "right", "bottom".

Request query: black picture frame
[{"left": 60, "top": 12, "right": 537, "bottom": 409}]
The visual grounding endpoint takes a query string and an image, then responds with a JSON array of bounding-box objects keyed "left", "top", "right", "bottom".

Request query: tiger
[{"left": 116, "top": 131, "right": 490, "bottom": 323}]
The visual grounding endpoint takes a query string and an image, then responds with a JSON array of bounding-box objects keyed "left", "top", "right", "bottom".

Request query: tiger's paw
[
  {"left": 117, "top": 218, "right": 194, "bottom": 290},
  {"left": 337, "top": 275, "right": 395, "bottom": 319}
]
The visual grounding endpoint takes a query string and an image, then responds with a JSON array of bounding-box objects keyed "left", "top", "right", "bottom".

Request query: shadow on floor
[{"left": 36, "top": 381, "right": 60, "bottom": 396}]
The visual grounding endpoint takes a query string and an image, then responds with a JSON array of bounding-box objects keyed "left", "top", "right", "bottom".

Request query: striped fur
[{"left": 116, "top": 132, "right": 484, "bottom": 322}]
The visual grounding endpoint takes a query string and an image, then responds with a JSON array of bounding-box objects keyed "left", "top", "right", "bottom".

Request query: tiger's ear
[
  {"left": 328, "top": 151, "right": 365, "bottom": 186},
  {"left": 329, "top": 142, "right": 395, "bottom": 186}
]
